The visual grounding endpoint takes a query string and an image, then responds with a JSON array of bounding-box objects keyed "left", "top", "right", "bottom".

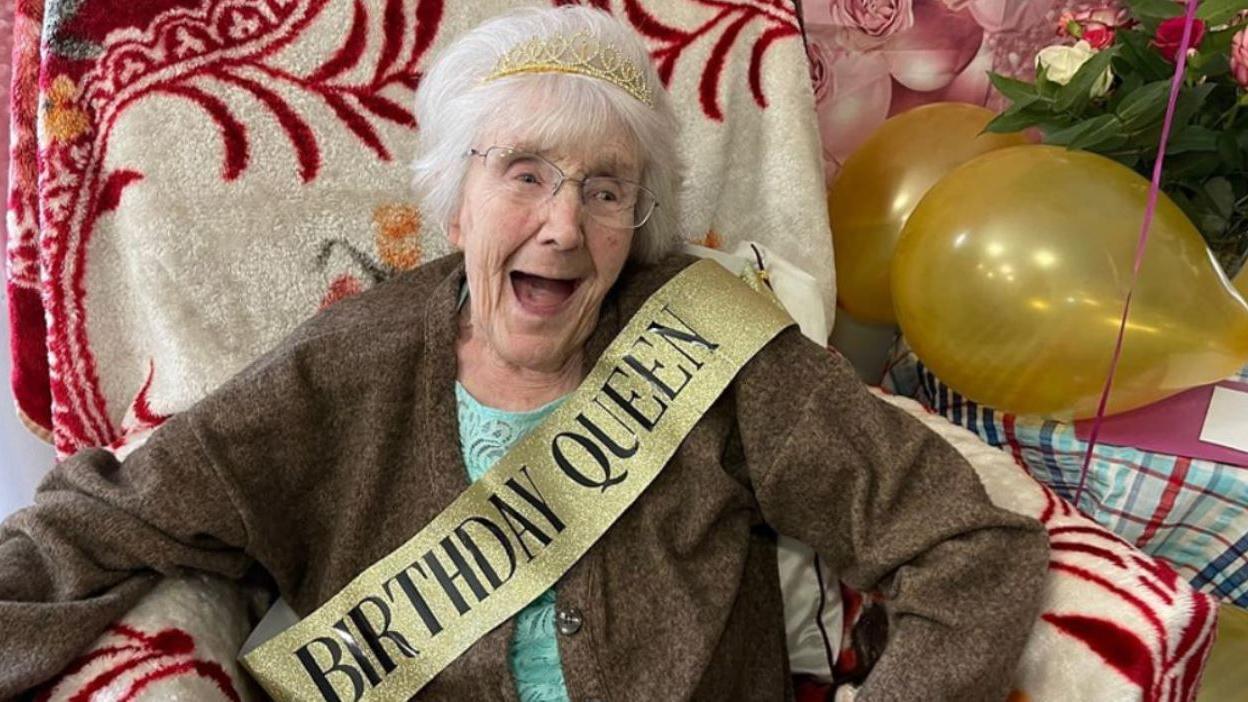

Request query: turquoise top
[{"left": 455, "top": 382, "right": 571, "bottom": 702}]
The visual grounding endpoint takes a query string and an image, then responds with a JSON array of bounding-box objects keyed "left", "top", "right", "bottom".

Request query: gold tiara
[{"left": 484, "top": 31, "right": 654, "bottom": 107}]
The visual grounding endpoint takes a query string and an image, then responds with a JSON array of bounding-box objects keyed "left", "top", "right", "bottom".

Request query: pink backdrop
[{"left": 804, "top": 0, "right": 1099, "bottom": 183}]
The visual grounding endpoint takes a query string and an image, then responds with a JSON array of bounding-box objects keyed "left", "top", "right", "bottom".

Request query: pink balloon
[
  {"left": 882, "top": 0, "right": 983, "bottom": 92},
  {"left": 969, "top": 0, "right": 1055, "bottom": 34}
]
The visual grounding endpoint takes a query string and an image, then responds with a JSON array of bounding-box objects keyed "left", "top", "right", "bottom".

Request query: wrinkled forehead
[
  {"left": 476, "top": 81, "right": 644, "bottom": 178},
  {"left": 502, "top": 139, "right": 639, "bottom": 179}
]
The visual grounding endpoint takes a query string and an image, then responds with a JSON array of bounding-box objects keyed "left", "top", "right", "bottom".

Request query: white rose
[{"left": 1035, "top": 40, "right": 1113, "bottom": 96}]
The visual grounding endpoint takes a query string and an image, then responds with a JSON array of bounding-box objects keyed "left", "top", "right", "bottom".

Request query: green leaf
[
  {"left": 1193, "top": 27, "right": 1237, "bottom": 80},
  {"left": 1115, "top": 80, "right": 1172, "bottom": 129},
  {"left": 1166, "top": 151, "right": 1223, "bottom": 180},
  {"left": 1237, "top": 129, "right": 1248, "bottom": 155},
  {"left": 1071, "top": 116, "right": 1131, "bottom": 150},
  {"left": 1199, "top": 53, "right": 1231, "bottom": 79},
  {"left": 1108, "top": 71, "right": 1144, "bottom": 113},
  {"left": 1171, "top": 82, "right": 1218, "bottom": 129},
  {"left": 983, "top": 108, "right": 1047, "bottom": 133},
  {"left": 1036, "top": 65, "right": 1072, "bottom": 104},
  {"left": 1043, "top": 119, "right": 1099, "bottom": 145},
  {"left": 1199, "top": 211, "right": 1229, "bottom": 235},
  {"left": 1117, "top": 28, "right": 1173, "bottom": 82},
  {"left": 1167, "top": 182, "right": 1229, "bottom": 240},
  {"left": 988, "top": 72, "right": 1041, "bottom": 109},
  {"left": 1105, "top": 149, "right": 1143, "bottom": 168},
  {"left": 1195, "top": 0, "right": 1248, "bottom": 25},
  {"left": 1202, "top": 26, "right": 1239, "bottom": 54},
  {"left": 1043, "top": 114, "right": 1121, "bottom": 149},
  {"left": 1128, "top": 122, "right": 1165, "bottom": 153},
  {"left": 1167, "top": 125, "right": 1221, "bottom": 153},
  {"left": 1204, "top": 177, "right": 1235, "bottom": 218},
  {"left": 1124, "top": 0, "right": 1183, "bottom": 20},
  {"left": 1219, "top": 131, "right": 1245, "bottom": 169},
  {"left": 1055, "top": 47, "right": 1117, "bottom": 113}
]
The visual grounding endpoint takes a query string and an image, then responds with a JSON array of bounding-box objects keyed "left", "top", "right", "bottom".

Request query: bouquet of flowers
[{"left": 986, "top": 0, "right": 1248, "bottom": 276}]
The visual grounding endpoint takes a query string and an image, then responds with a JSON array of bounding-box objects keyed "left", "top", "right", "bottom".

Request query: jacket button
[{"left": 555, "top": 605, "right": 583, "bottom": 635}]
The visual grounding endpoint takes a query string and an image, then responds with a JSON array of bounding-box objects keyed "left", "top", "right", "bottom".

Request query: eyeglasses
[{"left": 466, "top": 146, "right": 658, "bottom": 230}]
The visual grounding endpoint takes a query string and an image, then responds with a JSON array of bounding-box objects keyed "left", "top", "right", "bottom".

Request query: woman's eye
[
  {"left": 588, "top": 183, "right": 624, "bottom": 203},
  {"left": 508, "top": 169, "right": 543, "bottom": 186}
]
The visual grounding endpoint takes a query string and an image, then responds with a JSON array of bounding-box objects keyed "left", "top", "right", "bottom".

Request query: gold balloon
[
  {"left": 1198, "top": 604, "right": 1248, "bottom": 702},
  {"left": 892, "top": 145, "right": 1248, "bottom": 419},
  {"left": 828, "top": 103, "right": 1028, "bottom": 324},
  {"left": 1236, "top": 264, "right": 1247, "bottom": 298}
]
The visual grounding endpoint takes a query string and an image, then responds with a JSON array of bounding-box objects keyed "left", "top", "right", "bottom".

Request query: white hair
[{"left": 410, "top": 5, "right": 683, "bottom": 263}]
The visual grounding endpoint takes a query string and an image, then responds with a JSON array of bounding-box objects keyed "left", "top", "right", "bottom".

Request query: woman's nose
[{"left": 538, "top": 184, "right": 586, "bottom": 250}]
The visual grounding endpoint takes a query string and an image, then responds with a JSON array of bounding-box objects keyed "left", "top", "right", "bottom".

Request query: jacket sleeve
[
  {"left": 736, "top": 328, "right": 1049, "bottom": 702},
  {"left": 0, "top": 413, "right": 252, "bottom": 698}
]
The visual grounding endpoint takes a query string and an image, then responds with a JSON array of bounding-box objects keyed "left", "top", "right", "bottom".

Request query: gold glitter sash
[{"left": 241, "top": 259, "right": 794, "bottom": 701}]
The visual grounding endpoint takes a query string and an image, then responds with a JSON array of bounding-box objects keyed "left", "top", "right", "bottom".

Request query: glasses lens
[
  {"left": 477, "top": 147, "right": 658, "bottom": 230},
  {"left": 584, "top": 178, "right": 657, "bottom": 230},
  {"left": 484, "top": 148, "right": 560, "bottom": 202}
]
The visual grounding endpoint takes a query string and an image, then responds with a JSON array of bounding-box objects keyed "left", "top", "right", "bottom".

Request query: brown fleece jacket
[{"left": 0, "top": 252, "right": 1048, "bottom": 701}]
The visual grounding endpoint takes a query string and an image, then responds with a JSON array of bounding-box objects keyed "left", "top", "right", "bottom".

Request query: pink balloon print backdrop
[{"left": 804, "top": 0, "right": 1113, "bottom": 182}]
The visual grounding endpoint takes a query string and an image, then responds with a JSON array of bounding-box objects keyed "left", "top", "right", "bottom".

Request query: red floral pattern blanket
[{"left": 6, "top": 0, "right": 830, "bottom": 456}]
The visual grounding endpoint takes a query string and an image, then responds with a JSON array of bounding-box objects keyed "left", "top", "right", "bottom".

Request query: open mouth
[{"left": 510, "top": 271, "right": 582, "bottom": 316}]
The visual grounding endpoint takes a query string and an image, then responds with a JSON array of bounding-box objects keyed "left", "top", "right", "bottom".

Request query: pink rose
[
  {"left": 969, "top": 0, "right": 1054, "bottom": 35},
  {"left": 1056, "top": 7, "right": 1128, "bottom": 50},
  {"left": 881, "top": 0, "right": 983, "bottom": 91},
  {"left": 807, "top": 36, "right": 834, "bottom": 103},
  {"left": 1081, "top": 22, "right": 1115, "bottom": 49},
  {"left": 1071, "top": 7, "right": 1129, "bottom": 29},
  {"left": 827, "top": 0, "right": 915, "bottom": 50},
  {"left": 1232, "top": 28, "right": 1248, "bottom": 89},
  {"left": 1152, "top": 16, "right": 1206, "bottom": 63}
]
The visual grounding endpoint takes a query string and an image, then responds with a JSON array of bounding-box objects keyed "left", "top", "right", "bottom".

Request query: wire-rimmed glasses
[{"left": 466, "top": 146, "right": 658, "bottom": 230}]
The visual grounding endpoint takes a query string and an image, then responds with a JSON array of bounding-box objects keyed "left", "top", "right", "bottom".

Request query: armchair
[{"left": 5, "top": 1, "right": 1216, "bottom": 699}]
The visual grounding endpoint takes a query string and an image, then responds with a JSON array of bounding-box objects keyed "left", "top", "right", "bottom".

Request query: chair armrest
[
  {"left": 32, "top": 574, "right": 262, "bottom": 701},
  {"left": 873, "top": 390, "right": 1218, "bottom": 702}
]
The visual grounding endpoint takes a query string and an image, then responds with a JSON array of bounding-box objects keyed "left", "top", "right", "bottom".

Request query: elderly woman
[{"left": 0, "top": 6, "right": 1047, "bottom": 701}]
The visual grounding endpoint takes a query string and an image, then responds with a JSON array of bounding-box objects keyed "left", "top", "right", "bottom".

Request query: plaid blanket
[{"left": 905, "top": 359, "right": 1248, "bottom": 607}]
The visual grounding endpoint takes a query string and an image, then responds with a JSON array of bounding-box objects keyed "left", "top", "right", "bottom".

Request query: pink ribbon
[{"left": 1073, "top": 1, "right": 1203, "bottom": 508}]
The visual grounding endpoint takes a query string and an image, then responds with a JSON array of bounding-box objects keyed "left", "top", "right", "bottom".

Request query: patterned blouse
[{"left": 455, "top": 382, "right": 571, "bottom": 702}]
